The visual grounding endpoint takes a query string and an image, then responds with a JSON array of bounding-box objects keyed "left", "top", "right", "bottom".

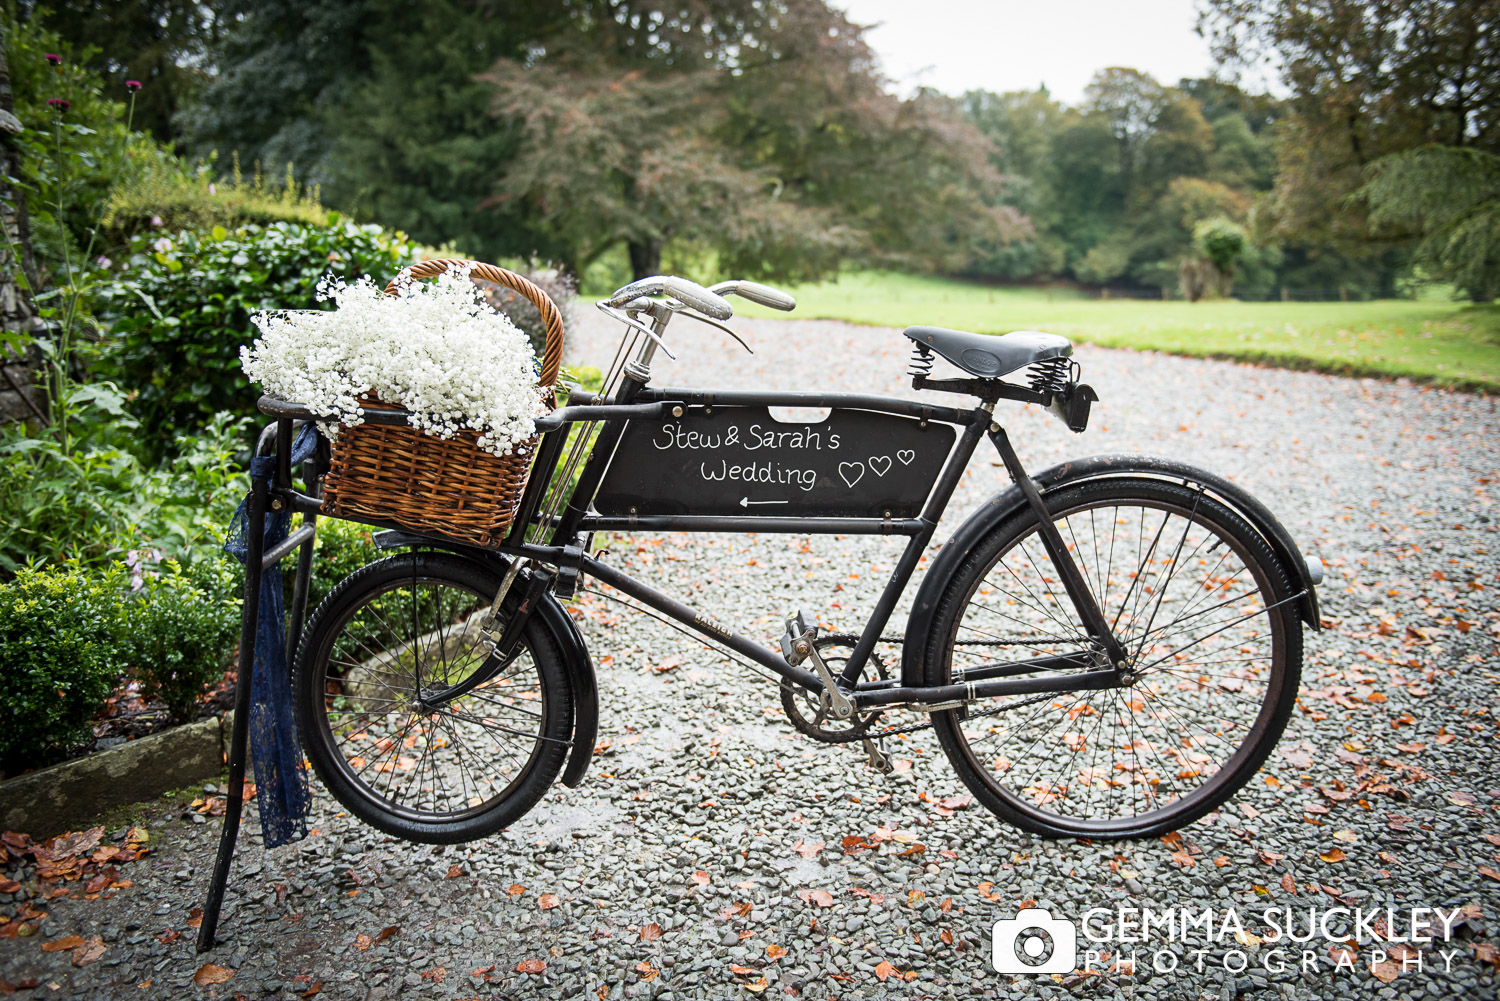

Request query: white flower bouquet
[{"left": 242, "top": 261, "right": 545, "bottom": 456}]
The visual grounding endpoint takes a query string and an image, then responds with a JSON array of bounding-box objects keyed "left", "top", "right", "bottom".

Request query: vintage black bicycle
[{"left": 201, "top": 262, "right": 1323, "bottom": 947}]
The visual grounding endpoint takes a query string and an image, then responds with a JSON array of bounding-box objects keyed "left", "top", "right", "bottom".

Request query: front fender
[
  {"left": 372, "top": 532, "right": 598, "bottom": 788},
  {"left": 899, "top": 454, "right": 1322, "bottom": 687}
]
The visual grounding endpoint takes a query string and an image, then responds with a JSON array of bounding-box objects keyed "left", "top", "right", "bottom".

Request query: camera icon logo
[{"left": 992, "top": 907, "right": 1078, "bottom": 975}]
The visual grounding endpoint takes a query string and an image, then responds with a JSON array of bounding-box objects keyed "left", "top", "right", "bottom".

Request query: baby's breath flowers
[{"left": 241, "top": 263, "right": 544, "bottom": 457}]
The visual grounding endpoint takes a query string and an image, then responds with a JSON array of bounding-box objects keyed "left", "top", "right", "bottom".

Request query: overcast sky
[{"left": 832, "top": 0, "right": 1224, "bottom": 105}]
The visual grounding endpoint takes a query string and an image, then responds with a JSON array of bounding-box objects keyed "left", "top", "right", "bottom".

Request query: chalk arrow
[{"left": 739, "top": 497, "right": 789, "bottom": 507}]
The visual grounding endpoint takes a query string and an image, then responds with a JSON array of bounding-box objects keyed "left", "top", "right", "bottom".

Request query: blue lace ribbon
[{"left": 223, "top": 425, "right": 317, "bottom": 848}]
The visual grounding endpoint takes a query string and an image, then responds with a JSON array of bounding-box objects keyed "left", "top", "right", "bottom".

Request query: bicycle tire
[
  {"left": 926, "top": 475, "right": 1302, "bottom": 839},
  {"left": 293, "top": 552, "right": 572, "bottom": 844}
]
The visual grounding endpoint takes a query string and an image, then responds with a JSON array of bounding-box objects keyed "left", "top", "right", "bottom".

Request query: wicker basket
[{"left": 319, "top": 259, "right": 565, "bottom": 547}]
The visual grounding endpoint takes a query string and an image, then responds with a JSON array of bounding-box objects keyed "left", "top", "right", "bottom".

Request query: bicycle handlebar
[
  {"left": 605, "top": 275, "right": 733, "bottom": 320},
  {"left": 707, "top": 279, "right": 796, "bottom": 312}
]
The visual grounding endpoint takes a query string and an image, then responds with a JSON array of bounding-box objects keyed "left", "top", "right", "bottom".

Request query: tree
[
  {"left": 486, "top": 1, "right": 1021, "bottom": 282},
  {"left": 1200, "top": 0, "right": 1500, "bottom": 288},
  {"left": 174, "top": 0, "right": 375, "bottom": 186},
  {"left": 18, "top": 0, "right": 218, "bottom": 142},
  {"left": 1181, "top": 216, "right": 1248, "bottom": 301},
  {"left": 1360, "top": 146, "right": 1500, "bottom": 300}
]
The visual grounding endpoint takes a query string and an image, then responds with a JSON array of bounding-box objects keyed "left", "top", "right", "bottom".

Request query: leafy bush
[
  {"left": 303, "top": 518, "right": 381, "bottom": 613},
  {"left": 0, "top": 405, "right": 249, "bottom": 574},
  {"left": 94, "top": 219, "right": 417, "bottom": 456},
  {"left": 0, "top": 562, "right": 125, "bottom": 770},
  {"left": 123, "top": 558, "right": 240, "bottom": 724},
  {"left": 103, "top": 150, "right": 331, "bottom": 245}
]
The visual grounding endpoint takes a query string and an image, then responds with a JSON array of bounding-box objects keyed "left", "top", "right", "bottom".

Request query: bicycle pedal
[{"left": 862, "top": 738, "right": 894, "bottom": 775}]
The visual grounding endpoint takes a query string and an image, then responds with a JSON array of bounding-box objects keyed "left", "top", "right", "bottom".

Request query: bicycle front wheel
[
  {"left": 926, "top": 476, "right": 1302, "bottom": 839},
  {"left": 293, "top": 552, "right": 572, "bottom": 844}
]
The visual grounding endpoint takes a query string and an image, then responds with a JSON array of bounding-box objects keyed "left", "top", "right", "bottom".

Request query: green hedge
[
  {"left": 94, "top": 219, "right": 417, "bottom": 457},
  {"left": 0, "top": 563, "right": 126, "bottom": 769}
]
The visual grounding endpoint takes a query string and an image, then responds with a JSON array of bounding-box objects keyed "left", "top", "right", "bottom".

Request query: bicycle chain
[{"left": 809, "top": 688, "right": 1064, "bottom": 743}]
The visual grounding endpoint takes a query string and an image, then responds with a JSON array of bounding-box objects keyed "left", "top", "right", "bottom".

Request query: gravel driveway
[{"left": 2, "top": 310, "right": 1498, "bottom": 1001}]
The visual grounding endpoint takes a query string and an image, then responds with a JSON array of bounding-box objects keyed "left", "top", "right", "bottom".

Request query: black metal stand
[{"left": 196, "top": 421, "right": 319, "bottom": 953}]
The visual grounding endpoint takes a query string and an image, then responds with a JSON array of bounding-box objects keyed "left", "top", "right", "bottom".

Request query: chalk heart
[
  {"left": 868, "top": 455, "right": 892, "bottom": 477},
  {"left": 896, "top": 449, "right": 916, "bottom": 466},
  {"left": 838, "top": 461, "right": 865, "bottom": 489}
]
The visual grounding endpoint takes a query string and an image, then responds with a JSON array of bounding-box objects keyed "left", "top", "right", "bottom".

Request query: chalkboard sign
[{"left": 594, "top": 406, "right": 956, "bottom": 519}]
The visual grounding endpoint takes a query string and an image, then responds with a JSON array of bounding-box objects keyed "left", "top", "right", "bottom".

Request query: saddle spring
[
  {"left": 907, "top": 343, "right": 935, "bottom": 379},
  {"left": 1026, "top": 357, "right": 1076, "bottom": 396}
]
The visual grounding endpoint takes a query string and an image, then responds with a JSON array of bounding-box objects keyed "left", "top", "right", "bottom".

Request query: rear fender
[
  {"left": 372, "top": 532, "right": 598, "bottom": 787},
  {"left": 899, "top": 454, "right": 1322, "bottom": 687}
]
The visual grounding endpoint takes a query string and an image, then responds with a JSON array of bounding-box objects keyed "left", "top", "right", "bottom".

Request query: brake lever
[
  {"left": 594, "top": 301, "right": 678, "bottom": 361},
  {"left": 676, "top": 308, "right": 755, "bottom": 355}
]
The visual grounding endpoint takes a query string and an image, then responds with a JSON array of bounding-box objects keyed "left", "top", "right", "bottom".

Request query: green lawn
[{"left": 732, "top": 271, "right": 1500, "bottom": 393}]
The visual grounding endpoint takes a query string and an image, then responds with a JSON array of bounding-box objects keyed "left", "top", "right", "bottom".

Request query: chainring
[{"left": 779, "top": 633, "right": 889, "bottom": 743}]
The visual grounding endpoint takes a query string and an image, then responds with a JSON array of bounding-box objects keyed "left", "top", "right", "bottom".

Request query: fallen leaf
[
  {"left": 1371, "top": 960, "right": 1401, "bottom": 983},
  {"left": 1281, "top": 874, "right": 1297, "bottom": 895},
  {"left": 445, "top": 864, "right": 463, "bottom": 879},
  {"left": 1320, "top": 848, "right": 1347, "bottom": 863},
  {"left": 298, "top": 983, "right": 322, "bottom": 998},
  {"left": 353, "top": 934, "right": 372, "bottom": 951},
  {"left": 516, "top": 958, "right": 546, "bottom": 974},
  {"left": 1332, "top": 830, "right": 1358, "bottom": 843},
  {"left": 729, "top": 964, "right": 758, "bottom": 975},
  {"left": 807, "top": 889, "right": 834, "bottom": 908},
  {"left": 874, "top": 960, "right": 897, "bottom": 982},
  {"left": 40, "top": 936, "right": 84, "bottom": 953},
  {"left": 71, "top": 937, "right": 105, "bottom": 967},
  {"left": 635, "top": 961, "right": 659, "bottom": 982},
  {"left": 640, "top": 923, "right": 662, "bottom": 942},
  {"left": 374, "top": 925, "right": 398, "bottom": 944},
  {"left": 744, "top": 977, "right": 769, "bottom": 993},
  {"left": 507, "top": 884, "right": 525, "bottom": 897},
  {"left": 1171, "top": 851, "right": 1196, "bottom": 868},
  {"left": 1474, "top": 942, "right": 1500, "bottom": 970},
  {"left": 765, "top": 944, "right": 787, "bottom": 960},
  {"left": 0, "top": 880, "right": 19, "bottom": 894},
  {"left": 1479, "top": 866, "right": 1500, "bottom": 883},
  {"left": 538, "top": 893, "right": 561, "bottom": 909},
  {"left": 193, "top": 963, "right": 235, "bottom": 986},
  {"left": 419, "top": 967, "right": 446, "bottom": 983},
  {"left": 187, "top": 906, "right": 203, "bottom": 929},
  {"left": 692, "top": 871, "right": 710, "bottom": 886}
]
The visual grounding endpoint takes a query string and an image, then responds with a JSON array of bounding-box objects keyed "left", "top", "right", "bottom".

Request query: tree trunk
[
  {"left": 627, "top": 238, "right": 662, "bottom": 282},
  {"left": 0, "top": 22, "right": 48, "bottom": 426}
]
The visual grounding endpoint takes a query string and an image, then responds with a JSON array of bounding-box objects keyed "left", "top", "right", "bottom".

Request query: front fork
[{"left": 988, "top": 426, "right": 1132, "bottom": 675}]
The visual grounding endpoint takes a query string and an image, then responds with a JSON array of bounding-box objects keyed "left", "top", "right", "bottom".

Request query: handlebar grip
[
  {"left": 731, "top": 280, "right": 796, "bottom": 312},
  {"left": 605, "top": 275, "right": 733, "bottom": 321}
]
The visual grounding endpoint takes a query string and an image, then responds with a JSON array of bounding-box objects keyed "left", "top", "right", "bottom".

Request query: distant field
[{"left": 731, "top": 271, "right": 1500, "bottom": 393}]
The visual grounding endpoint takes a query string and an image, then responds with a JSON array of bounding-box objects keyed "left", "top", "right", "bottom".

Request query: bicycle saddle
[{"left": 903, "top": 326, "right": 1072, "bottom": 379}]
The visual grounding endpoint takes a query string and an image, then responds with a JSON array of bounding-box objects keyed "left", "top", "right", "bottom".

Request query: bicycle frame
[{"left": 254, "top": 373, "right": 1131, "bottom": 714}]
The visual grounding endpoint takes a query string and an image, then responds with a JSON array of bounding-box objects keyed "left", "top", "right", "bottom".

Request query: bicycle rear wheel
[
  {"left": 926, "top": 476, "right": 1302, "bottom": 838},
  {"left": 293, "top": 552, "right": 572, "bottom": 844}
]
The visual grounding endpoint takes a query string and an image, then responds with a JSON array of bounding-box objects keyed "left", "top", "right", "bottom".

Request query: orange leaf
[
  {"left": 298, "top": 983, "right": 322, "bottom": 998},
  {"left": 353, "top": 934, "right": 372, "bottom": 951},
  {"left": 635, "top": 961, "right": 659, "bottom": 982},
  {"left": 187, "top": 906, "right": 203, "bottom": 929},
  {"left": 516, "top": 958, "right": 546, "bottom": 974},
  {"left": 729, "top": 964, "right": 758, "bottom": 975},
  {"left": 874, "top": 960, "right": 897, "bottom": 981},
  {"left": 692, "top": 870, "right": 710, "bottom": 886},
  {"left": 1478, "top": 866, "right": 1500, "bottom": 883},
  {"left": 1281, "top": 874, "right": 1297, "bottom": 895},
  {"left": 1171, "top": 851, "right": 1196, "bottom": 868},
  {"left": 1371, "top": 960, "right": 1401, "bottom": 983},
  {"left": 40, "top": 935, "right": 83, "bottom": 952},
  {"left": 808, "top": 889, "right": 834, "bottom": 908},
  {"left": 507, "top": 884, "right": 525, "bottom": 897},
  {"left": 640, "top": 923, "right": 662, "bottom": 942},
  {"left": 193, "top": 963, "right": 235, "bottom": 986},
  {"left": 538, "top": 893, "right": 561, "bottom": 909},
  {"left": 1320, "top": 848, "right": 1347, "bottom": 863},
  {"left": 374, "top": 925, "right": 398, "bottom": 943},
  {"left": 765, "top": 944, "right": 787, "bottom": 960},
  {"left": 445, "top": 864, "right": 463, "bottom": 879}
]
